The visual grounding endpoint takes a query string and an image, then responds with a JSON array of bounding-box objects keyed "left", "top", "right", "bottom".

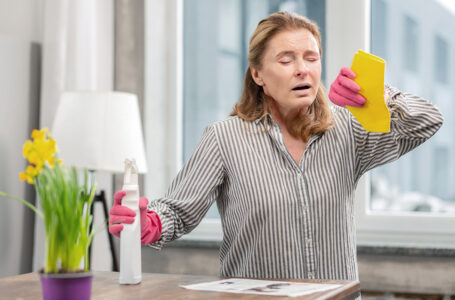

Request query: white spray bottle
[{"left": 119, "top": 158, "right": 142, "bottom": 284}]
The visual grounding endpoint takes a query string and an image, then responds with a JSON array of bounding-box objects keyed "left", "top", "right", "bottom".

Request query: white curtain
[
  {"left": 0, "top": 0, "right": 42, "bottom": 277},
  {"left": 34, "top": 0, "right": 114, "bottom": 271}
]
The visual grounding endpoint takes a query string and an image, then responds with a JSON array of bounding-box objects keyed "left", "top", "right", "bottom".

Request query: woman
[{"left": 109, "top": 12, "right": 442, "bottom": 281}]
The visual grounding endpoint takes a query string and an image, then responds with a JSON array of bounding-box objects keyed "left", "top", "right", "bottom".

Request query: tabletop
[{"left": 0, "top": 271, "right": 360, "bottom": 300}]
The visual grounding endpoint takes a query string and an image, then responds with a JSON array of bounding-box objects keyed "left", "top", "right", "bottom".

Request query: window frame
[
  {"left": 145, "top": 0, "right": 455, "bottom": 247},
  {"left": 328, "top": 0, "right": 455, "bottom": 248}
]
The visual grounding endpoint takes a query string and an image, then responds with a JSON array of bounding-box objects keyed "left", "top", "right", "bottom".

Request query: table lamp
[{"left": 52, "top": 91, "right": 148, "bottom": 271}]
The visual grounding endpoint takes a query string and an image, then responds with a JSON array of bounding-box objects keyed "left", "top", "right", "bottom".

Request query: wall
[{"left": 0, "top": 0, "right": 43, "bottom": 277}]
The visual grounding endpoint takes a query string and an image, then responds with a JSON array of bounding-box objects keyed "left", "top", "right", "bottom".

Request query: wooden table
[{"left": 0, "top": 271, "right": 360, "bottom": 299}]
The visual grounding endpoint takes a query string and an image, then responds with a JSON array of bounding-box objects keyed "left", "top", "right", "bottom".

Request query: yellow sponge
[{"left": 347, "top": 50, "right": 390, "bottom": 133}]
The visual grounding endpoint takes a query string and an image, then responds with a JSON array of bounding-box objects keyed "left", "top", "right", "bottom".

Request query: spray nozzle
[{"left": 124, "top": 158, "right": 138, "bottom": 185}]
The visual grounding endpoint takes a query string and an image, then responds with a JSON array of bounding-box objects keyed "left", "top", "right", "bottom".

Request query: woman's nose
[{"left": 295, "top": 60, "right": 309, "bottom": 78}]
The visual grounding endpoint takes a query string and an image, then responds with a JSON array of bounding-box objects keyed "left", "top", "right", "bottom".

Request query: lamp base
[{"left": 89, "top": 190, "right": 119, "bottom": 271}]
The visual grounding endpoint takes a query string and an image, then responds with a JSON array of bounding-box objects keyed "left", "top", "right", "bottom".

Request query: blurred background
[{"left": 0, "top": 0, "right": 454, "bottom": 299}]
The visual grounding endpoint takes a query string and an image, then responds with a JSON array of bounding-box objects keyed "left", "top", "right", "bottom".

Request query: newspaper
[{"left": 181, "top": 278, "right": 342, "bottom": 297}]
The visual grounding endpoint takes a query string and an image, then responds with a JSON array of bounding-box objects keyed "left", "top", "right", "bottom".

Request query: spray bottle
[{"left": 119, "top": 158, "right": 142, "bottom": 284}]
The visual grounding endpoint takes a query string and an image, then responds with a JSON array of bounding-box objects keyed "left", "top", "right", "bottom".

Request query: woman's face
[{"left": 251, "top": 29, "right": 322, "bottom": 117}]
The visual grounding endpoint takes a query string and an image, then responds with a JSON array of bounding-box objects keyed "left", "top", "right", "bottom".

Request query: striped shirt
[{"left": 148, "top": 85, "right": 443, "bottom": 280}]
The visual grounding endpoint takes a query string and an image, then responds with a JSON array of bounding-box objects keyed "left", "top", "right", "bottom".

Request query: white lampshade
[{"left": 52, "top": 91, "right": 148, "bottom": 173}]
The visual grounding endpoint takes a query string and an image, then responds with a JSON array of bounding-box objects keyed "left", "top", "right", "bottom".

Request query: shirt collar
[
  {"left": 254, "top": 113, "right": 273, "bottom": 125},
  {"left": 254, "top": 114, "right": 324, "bottom": 143}
]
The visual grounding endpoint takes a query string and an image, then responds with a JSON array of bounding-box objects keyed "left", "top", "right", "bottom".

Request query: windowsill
[
  {"left": 356, "top": 242, "right": 455, "bottom": 257},
  {"left": 166, "top": 239, "right": 221, "bottom": 249},
  {"left": 164, "top": 239, "right": 455, "bottom": 257}
]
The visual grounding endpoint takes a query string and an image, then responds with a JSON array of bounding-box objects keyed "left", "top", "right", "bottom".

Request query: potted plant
[{"left": 0, "top": 128, "right": 97, "bottom": 300}]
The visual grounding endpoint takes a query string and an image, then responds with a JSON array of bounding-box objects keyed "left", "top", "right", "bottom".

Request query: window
[
  {"left": 145, "top": 0, "right": 455, "bottom": 246},
  {"left": 348, "top": 0, "right": 455, "bottom": 247},
  {"left": 370, "top": 0, "right": 387, "bottom": 60},
  {"left": 403, "top": 15, "right": 419, "bottom": 73},
  {"left": 434, "top": 35, "right": 449, "bottom": 84},
  {"left": 370, "top": 0, "right": 455, "bottom": 215}
]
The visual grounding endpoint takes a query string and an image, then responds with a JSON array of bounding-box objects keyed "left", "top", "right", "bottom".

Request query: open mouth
[{"left": 292, "top": 84, "right": 311, "bottom": 91}]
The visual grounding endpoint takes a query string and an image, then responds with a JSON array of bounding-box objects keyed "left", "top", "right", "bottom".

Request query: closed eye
[{"left": 306, "top": 56, "right": 320, "bottom": 62}]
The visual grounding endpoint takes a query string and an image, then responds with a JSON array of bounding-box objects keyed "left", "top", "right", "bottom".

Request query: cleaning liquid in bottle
[{"left": 119, "top": 158, "right": 142, "bottom": 284}]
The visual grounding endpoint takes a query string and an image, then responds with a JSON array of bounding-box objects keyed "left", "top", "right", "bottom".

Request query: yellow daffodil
[
  {"left": 31, "top": 127, "right": 48, "bottom": 140},
  {"left": 19, "top": 171, "right": 33, "bottom": 184},
  {"left": 20, "top": 127, "right": 59, "bottom": 184},
  {"left": 19, "top": 165, "right": 42, "bottom": 184}
]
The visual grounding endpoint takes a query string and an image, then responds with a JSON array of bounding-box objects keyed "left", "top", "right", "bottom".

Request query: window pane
[
  {"left": 370, "top": 0, "right": 455, "bottom": 214},
  {"left": 403, "top": 15, "right": 419, "bottom": 73},
  {"left": 183, "top": 0, "right": 326, "bottom": 218},
  {"left": 434, "top": 35, "right": 449, "bottom": 84}
]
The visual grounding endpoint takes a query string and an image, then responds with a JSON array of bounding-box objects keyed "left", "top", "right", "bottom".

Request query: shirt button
[
  {"left": 306, "top": 238, "right": 312, "bottom": 245},
  {"left": 308, "top": 272, "right": 314, "bottom": 279},
  {"left": 303, "top": 205, "right": 308, "bottom": 211}
]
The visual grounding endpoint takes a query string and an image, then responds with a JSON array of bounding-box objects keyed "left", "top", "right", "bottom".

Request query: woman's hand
[
  {"left": 109, "top": 190, "right": 162, "bottom": 244},
  {"left": 328, "top": 67, "right": 366, "bottom": 107},
  {"left": 109, "top": 190, "right": 135, "bottom": 237}
]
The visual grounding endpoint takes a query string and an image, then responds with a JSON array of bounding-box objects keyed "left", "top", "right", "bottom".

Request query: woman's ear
[{"left": 250, "top": 66, "right": 264, "bottom": 86}]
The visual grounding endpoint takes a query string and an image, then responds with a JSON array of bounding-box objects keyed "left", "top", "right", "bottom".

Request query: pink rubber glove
[
  {"left": 328, "top": 67, "right": 366, "bottom": 107},
  {"left": 109, "top": 190, "right": 162, "bottom": 244}
]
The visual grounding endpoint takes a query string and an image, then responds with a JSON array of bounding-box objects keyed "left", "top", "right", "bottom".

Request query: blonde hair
[{"left": 230, "top": 11, "right": 333, "bottom": 141}]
